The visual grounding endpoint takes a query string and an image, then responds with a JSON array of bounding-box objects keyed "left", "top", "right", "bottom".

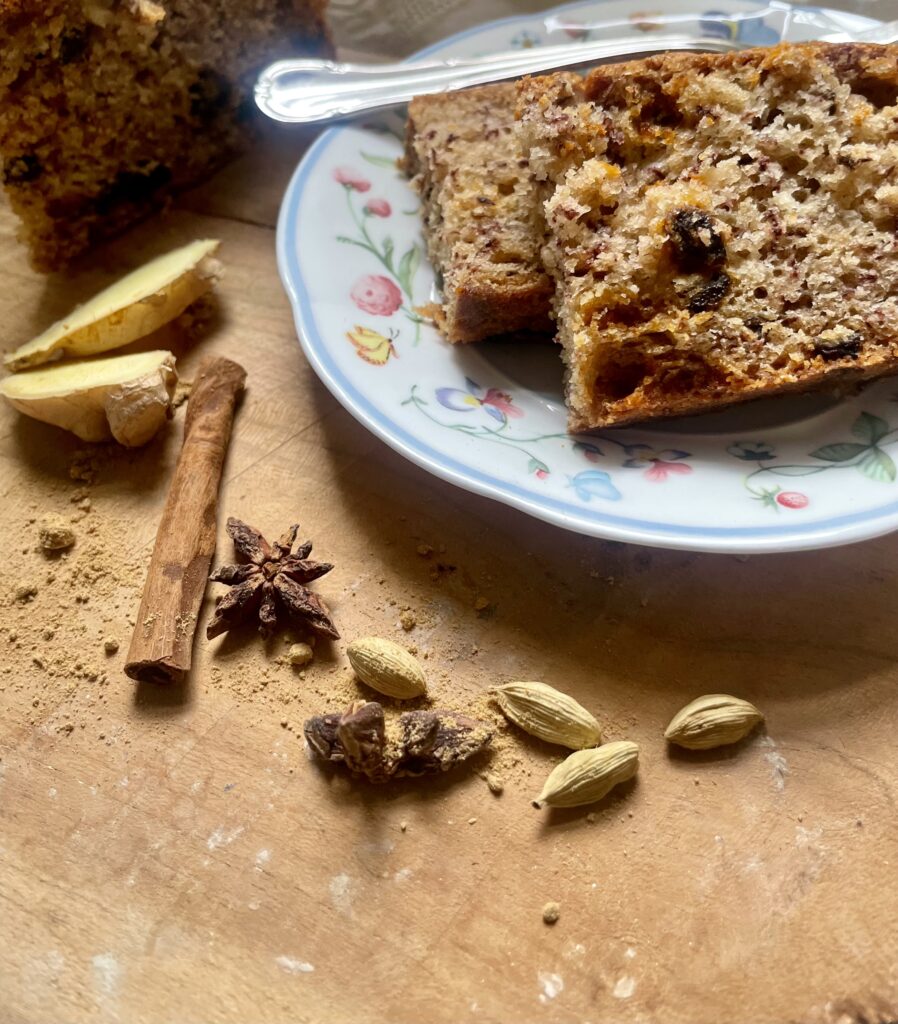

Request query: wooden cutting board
[{"left": 1, "top": 121, "right": 897, "bottom": 1024}]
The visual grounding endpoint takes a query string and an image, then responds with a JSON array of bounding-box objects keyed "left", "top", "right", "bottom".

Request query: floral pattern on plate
[
  {"left": 403, "top": 379, "right": 699, "bottom": 491},
  {"left": 728, "top": 410, "right": 898, "bottom": 512},
  {"left": 334, "top": 164, "right": 424, "bottom": 346},
  {"left": 278, "top": 0, "right": 891, "bottom": 553}
]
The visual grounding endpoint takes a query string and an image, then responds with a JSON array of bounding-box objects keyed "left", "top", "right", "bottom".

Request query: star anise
[{"left": 206, "top": 517, "right": 338, "bottom": 641}]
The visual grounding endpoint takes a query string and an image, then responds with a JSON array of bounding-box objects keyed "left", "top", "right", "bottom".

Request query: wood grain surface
[{"left": 2, "top": 115, "right": 898, "bottom": 1024}]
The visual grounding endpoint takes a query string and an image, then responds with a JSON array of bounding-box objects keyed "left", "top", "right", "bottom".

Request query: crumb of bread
[{"left": 517, "top": 43, "right": 898, "bottom": 428}]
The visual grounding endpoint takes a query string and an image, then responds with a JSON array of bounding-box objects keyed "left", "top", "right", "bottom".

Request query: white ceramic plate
[{"left": 277, "top": 0, "right": 897, "bottom": 554}]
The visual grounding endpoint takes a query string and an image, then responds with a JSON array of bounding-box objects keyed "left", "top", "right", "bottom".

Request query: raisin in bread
[
  {"left": 517, "top": 42, "right": 898, "bottom": 429},
  {"left": 403, "top": 82, "right": 553, "bottom": 343},
  {"left": 0, "top": 0, "right": 332, "bottom": 271}
]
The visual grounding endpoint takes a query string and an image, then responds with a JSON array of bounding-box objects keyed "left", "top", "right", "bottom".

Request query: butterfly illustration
[{"left": 346, "top": 325, "right": 398, "bottom": 366}]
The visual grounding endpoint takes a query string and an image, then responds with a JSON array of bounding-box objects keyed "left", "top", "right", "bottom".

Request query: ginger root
[
  {"left": 0, "top": 349, "right": 177, "bottom": 446},
  {"left": 4, "top": 239, "right": 221, "bottom": 371}
]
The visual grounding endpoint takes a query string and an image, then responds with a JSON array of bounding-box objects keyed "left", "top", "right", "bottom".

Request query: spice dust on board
[{"left": 3, "top": 451, "right": 557, "bottom": 804}]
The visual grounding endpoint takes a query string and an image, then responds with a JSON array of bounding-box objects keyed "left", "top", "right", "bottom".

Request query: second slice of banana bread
[{"left": 403, "top": 82, "right": 553, "bottom": 343}]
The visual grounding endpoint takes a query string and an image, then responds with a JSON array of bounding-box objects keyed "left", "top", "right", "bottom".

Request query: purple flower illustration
[{"left": 435, "top": 378, "right": 523, "bottom": 423}]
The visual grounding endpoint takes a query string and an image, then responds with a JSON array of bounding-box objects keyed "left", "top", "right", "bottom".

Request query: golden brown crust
[
  {"left": 566, "top": 358, "right": 898, "bottom": 431},
  {"left": 448, "top": 274, "right": 555, "bottom": 344},
  {"left": 578, "top": 41, "right": 898, "bottom": 98}
]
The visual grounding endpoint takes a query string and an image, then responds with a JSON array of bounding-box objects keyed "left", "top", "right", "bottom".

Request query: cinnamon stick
[{"left": 125, "top": 356, "right": 246, "bottom": 684}]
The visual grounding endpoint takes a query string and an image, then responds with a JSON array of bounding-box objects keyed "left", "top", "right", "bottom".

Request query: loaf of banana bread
[
  {"left": 403, "top": 82, "right": 553, "bottom": 343},
  {"left": 517, "top": 42, "right": 898, "bottom": 429},
  {"left": 0, "top": 0, "right": 332, "bottom": 270}
]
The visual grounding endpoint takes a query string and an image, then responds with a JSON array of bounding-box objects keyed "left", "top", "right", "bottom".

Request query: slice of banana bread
[
  {"left": 518, "top": 42, "right": 898, "bottom": 429},
  {"left": 403, "top": 82, "right": 553, "bottom": 343},
  {"left": 0, "top": 0, "right": 332, "bottom": 271}
]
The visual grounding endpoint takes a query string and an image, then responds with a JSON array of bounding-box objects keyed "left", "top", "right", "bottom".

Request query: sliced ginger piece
[
  {"left": 1, "top": 350, "right": 177, "bottom": 446},
  {"left": 4, "top": 239, "right": 221, "bottom": 371}
]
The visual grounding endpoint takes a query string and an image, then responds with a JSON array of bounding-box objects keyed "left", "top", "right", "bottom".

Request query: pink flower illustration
[
  {"left": 364, "top": 198, "right": 391, "bottom": 217},
  {"left": 333, "top": 167, "right": 371, "bottom": 192},
  {"left": 535, "top": 468, "right": 549, "bottom": 480},
  {"left": 350, "top": 275, "right": 403, "bottom": 316},
  {"left": 622, "top": 444, "right": 693, "bottom": 482},
  {"left": 481, "top": 387, "right": 523, "bottom": 419},
  {"left": 643, "top": 459, "right": 693, "bottom": 482}
]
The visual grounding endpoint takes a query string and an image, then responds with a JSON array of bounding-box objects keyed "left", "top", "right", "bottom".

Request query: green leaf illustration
[
  {"left": 336, "top": 236, "right": 376, "bottom": 256},
  {"left": 527, "top": 457, "right": 549, "bottom": 475},
  {"left": 858, "top": 448, "right": 896, "bottom": 482},
  {"left": 852, "top": 412, "right": 889, "bottom": 445},
  {"left": 810, "top": 442, "right": 868, "bottom": 462},
  {"left": 752, "top": 487, "right": 781, "bottom": 510},
  {"left": 361, "top": 151, "right": 398, "bottom": 169},
  {"left": 382, "top": 236, "right": 395, "bottom": 271},
  {"left": 397, "top": 246, "right": 420, "bottom": 298}
]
